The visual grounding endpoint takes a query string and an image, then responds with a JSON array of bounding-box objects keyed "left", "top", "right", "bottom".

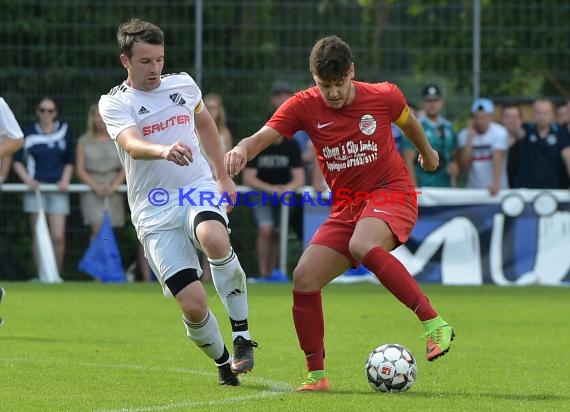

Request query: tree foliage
[{"left": 1, "top": 0, "right": 569, "bottom": 134}]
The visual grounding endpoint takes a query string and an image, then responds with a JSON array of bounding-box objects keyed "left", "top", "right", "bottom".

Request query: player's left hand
[
  {"left": 418, "top": 148, "right": 439, "bottom": 172},
  {"left": 217, "top": 175, "right": 237, "bottom": 213},
  {"left": 163, "top": 141, "right": 193, "bottom": 166}
]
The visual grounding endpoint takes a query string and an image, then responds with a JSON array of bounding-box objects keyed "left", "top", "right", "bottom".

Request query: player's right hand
[
  {"left": 163, "top": 141, "right": 193, "bottom": 166},
  {"left": 225, "top": 146, "right": 247, "bottom": 178},
  {"left": 418, "top": 148, "right": 439, "bottom": 172}
]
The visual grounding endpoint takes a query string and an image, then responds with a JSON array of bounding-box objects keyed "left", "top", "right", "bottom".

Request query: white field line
[{"left": 3, "top": 357, "right": 295, "bottom": 411}]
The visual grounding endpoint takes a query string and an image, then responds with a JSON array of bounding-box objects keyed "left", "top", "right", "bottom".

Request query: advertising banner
[{"left": 304, "top": 188, "right": 570, "bottom": 286}]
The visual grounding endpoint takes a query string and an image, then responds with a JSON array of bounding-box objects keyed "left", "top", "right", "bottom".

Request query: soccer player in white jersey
[
  {"left": 0, "top": 96, "right": 24, "bottom": 328},
  {"left": 99, "top": 18, "right": 256, "bottom": 386}
]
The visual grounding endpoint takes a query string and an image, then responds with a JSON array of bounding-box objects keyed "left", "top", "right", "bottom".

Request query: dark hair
[
  {"left": 36, "top": 96, "right": 58, "bottom": 112},
  {"left": 501, "top": 102, "right": 522, "bottom": 117},
  {"left": 309, "top": 35, "right": 353, "bottom": 81},
  {"left": 117, "top": 18, "right": 164, "bottom": 57}
]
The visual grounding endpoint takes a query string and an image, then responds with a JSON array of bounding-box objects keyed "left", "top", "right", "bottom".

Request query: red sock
[
  {"left": 292, "top": 290, "right": 325, "bottom": 372},
  {"left": 362, "top": 246, "right": 437, "bottom": 321}
]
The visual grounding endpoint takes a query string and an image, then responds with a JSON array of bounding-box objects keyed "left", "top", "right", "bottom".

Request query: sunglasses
[{"left": 38, "top": 108, "right": 55, "bottom": 113}]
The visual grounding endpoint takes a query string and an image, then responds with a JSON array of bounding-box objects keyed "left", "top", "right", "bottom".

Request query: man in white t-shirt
[
  {"left": 0, "top": 97, "right": 24, "bottom": 328},
  {"left": 458, "top": 98, "right": 509, "bottom": 194},
  {"left": 99, "top": 19, "right": 256, "bottom": 386}
]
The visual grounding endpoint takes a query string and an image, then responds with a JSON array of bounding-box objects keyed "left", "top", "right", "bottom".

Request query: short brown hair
[
  {"left": 501, "top": 102, "right": 522, "bottom": 118},
  {"left": 309, "top": 35, "right": 353, "bottom": 81},
  {"left": 117, "top": 18, "right": 164, "bottom": 57}
]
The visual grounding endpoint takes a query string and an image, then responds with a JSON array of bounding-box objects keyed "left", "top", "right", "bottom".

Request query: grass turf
[{"left": 0, "top": 282, "right": 568, "bottom": 411}]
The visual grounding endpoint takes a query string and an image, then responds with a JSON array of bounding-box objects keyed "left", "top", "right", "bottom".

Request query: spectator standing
[
  {"left": 458, "top": 98, "right": 509, "bottom": 195},
  {"left": 512, "top": 98, "right": 570, "bottom": 189},
  {"left": 402, "top": 85, "right": 458, "bottom": 187},
  {"left": 242, "top": 135, "right": 305, "bottom": 281},
  {"left": 76, "top": 104, "right": 126, "bottom": 238},
  {"left": 500, "top": 103, "right": 526, "bottom": 188},
  {"left": 13, "top": 97, "right": 74, "bottom": 274}
]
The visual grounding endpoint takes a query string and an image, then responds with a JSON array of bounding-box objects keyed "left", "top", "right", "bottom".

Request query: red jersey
[{"left": 267, "top": 81, "right": 413, "bottom": 209}]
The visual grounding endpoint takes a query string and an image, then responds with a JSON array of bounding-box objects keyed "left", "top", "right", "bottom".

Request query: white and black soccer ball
[{"left": 364, "top": 343, "right": 417, "bottom": 392}]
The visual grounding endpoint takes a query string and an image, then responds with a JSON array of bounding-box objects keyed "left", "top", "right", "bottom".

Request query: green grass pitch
[{"left": 0, "top": 282, "right": 568, "bottom": 411}]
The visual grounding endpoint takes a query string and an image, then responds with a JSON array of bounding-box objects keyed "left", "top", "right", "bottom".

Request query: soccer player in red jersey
[{"left": 226, "top": 35, "right": 455, "bottom": 391}]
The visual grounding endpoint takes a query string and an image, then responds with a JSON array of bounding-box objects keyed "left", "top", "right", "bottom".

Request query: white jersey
[
  {"left": 0, "top": 97, "right": 24, "bottom": 142},
  {"left": 458, "top": 121, "right": 509, "bottom": 190},
  {"left": 99, "top": 73, "right": 214, "bottom": 239}
]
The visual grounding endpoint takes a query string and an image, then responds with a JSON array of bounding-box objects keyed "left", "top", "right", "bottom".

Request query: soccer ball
[{"left": 364, "top": 344, "right": 417, "bottom": 392}]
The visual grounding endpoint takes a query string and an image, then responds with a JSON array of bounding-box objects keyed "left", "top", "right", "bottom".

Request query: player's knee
[
  {"left": 177, "top": 287, "right": 209, "bottom": 322},
  {"left": 292, "top": 264, "right": 315, "bottom": 291},
  {"left": 194, "top": 212, "right": 230, "bottom": 257},
  {"left": 179, "top": 297, "right": 208, "bottom": 323},
  {"left": 349, "top": 235, "right": 392, "bottom": 261},
  {"left": 199, "top": 230, "right": 230, "bottom": 258},
  {"left": 348, "top": 236, "right": 370, "bottom": 261},
  {"left": 166, "top": 268, "right": 206, "bottom": 320}
]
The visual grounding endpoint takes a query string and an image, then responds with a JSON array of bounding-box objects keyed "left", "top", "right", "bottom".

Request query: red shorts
[{"left": 310, "top": 187, "right": 418, "bottom": 266}]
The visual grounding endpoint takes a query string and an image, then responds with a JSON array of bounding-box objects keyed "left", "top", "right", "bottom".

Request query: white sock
[
  {"left": 183, "top": 310, "right": 225, "bottom": 361},
  {"left": 209, "top": 249, "right": 251, "bottom": 340},
  {"left": 232, "top": 330, "right": 251, "bottom": 342}
]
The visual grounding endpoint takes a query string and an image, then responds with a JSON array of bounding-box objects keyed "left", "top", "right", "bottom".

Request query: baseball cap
[
  {"left": 422, "top": 84, "right": 442, "bottom": 100},
  {"left": 471, "top": 98, "right": 495, "bottom": 114},
  {"left": 271, "top": 80, "right": 293, "bottom": 95}
]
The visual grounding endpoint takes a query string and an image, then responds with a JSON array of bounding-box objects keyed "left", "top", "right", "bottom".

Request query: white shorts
[{"left": 141, "top": 202, "right": 229, "bottom": 297}]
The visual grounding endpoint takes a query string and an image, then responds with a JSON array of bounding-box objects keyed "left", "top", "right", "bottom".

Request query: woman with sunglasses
[{"left": 13, "top": 97, "right": 74, "bottom": 278}]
